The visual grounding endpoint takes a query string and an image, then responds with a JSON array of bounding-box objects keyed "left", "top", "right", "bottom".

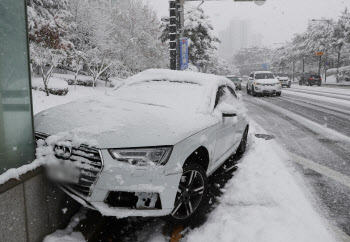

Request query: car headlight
[
  {"left": 254, "top": 82, "right": 261, "bottom": 85},
  {"left": 109, "top": 147, "right": 173, "bottom": 166}
]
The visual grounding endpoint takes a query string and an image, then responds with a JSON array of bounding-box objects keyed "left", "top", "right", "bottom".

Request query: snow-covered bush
[
  {"left": 52, "top": 73, "right": 94, "bottom": 87},
  {"left": 32, "top": 77, "right": 69, "bottom": 96},
  {"left": 326, "top": 65, "right": 350, "bottom": 82}
]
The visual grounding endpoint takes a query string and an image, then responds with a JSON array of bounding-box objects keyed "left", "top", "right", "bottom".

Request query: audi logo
[{"left": 54, "top": 145, "right": 72, "bottom": 160}]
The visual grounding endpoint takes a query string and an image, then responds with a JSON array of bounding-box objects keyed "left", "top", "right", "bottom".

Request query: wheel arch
[{"left": 183, "top": 146, "right": 210, "bottom": 172}]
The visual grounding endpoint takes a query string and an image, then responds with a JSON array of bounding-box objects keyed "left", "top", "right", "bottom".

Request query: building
[
  {"left": 218, "top": 19, "right": 252, "bottom": 61},
  {"left": 218, "top": 19, "right": 265, "bottom": 61}
]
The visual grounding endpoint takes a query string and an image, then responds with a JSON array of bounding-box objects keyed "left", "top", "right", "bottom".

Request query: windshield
[
  {"left": 114, "top": 81, "right": 205, "bottom": 111},
  {"left": 255, "top": 73, "right": 275, "bottom": 79},
  {"left": 227, "top": 76, "right": 240, "bottom": 82}
]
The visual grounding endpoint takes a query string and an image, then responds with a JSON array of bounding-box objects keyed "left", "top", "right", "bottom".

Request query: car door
[{"left": 213, "top": 86, "right": 240, "bottom": 163}]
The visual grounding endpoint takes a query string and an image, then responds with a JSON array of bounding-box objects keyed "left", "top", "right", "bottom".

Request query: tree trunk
[{"left": 336, "top": 51, "right": 341, "bottom": 83}]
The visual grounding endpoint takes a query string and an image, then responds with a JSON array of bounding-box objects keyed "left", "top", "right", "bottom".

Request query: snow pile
[
  {"left": 32, "top": 77, "right": 69, "bottom": 95},
  {"left": 43, "top": 208, "right": 87, "bottom": 242},
  {"left": 185, "top": 123, "right": 336, "bottom": 242}
]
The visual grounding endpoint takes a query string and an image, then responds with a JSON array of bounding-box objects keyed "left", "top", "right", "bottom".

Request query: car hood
[
  {"left": 255, "top": 79, "right": 279, "bottom": 84},
  {"left": 34, "top": 95, "right": 218, "bottom": 148}
]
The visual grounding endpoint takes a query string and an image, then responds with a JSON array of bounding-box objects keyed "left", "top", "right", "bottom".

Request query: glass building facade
[{"left": 0, "top": 0, "right": 35, "bottom": 174}]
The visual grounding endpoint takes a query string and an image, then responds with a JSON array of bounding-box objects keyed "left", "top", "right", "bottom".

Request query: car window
[
  {"left": 215, "top": 86, "right": 237, "bottom": 108},
  {"left": 214, "top": 85, "right": 226, "bottom": 108},
  {"left": 255, "top": 73, "right": 275, "bottom": 79}
]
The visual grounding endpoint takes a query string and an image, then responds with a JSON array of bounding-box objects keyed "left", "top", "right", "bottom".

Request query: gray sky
[{"left": 144, "top": 0, "right": 349, "bottom": 47}]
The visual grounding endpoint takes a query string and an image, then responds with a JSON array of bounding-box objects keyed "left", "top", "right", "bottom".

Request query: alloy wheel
[{"left": 172, "top": 170, "right": 205, "bottom": 220}]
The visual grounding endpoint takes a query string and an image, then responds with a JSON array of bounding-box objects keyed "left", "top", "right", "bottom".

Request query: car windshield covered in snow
[
  {"left": 114, "top": 81, "right": 205, "bottom": 111},
  {"left": 255, "top": 73, "right": 275, "bottom": 79}
]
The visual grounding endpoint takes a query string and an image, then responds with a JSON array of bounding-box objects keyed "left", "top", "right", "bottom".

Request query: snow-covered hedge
[
  {"left": 52, "top": 73, "right": 94, "bottom": 87},
  {"left": 32, "top": 77, "right": 69, "bottom": 96},
  {"left": 326, "top": 66, "right": 350, "bottom": 82}
]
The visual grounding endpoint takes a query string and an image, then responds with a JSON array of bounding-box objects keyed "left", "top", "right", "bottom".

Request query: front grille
[{"left": 35, "top": 132, "right": 103, "bottom": 197}]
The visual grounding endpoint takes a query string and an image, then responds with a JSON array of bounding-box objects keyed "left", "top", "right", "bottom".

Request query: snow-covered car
[
  {"left": 34, "top": 69, "right": 249, "bottom": 223},
  {"left": 247, "top": 71, "right": 282, "bottom": 96},
  {"left": 226, "top": 75, "right": 242, "bottom": 90},
  {"left": 275, "top": 73, "right": 291, "bottom": 88}
]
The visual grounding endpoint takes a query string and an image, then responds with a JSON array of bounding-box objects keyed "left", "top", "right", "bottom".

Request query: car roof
[
  {"left": 253, "top": 71, "right": 273, "bottom": 74},
  {"left": 226, "top": 75, "right": 238, "bottom": 78},
  {"left": 121, "top": 69, "right": 234, "bottom": 89}
]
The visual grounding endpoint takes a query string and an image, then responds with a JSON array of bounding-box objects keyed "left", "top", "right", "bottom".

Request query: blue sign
[
  {"left": 180, "top": 38, "right": 189, "bottom": 70},
  {"left": 262, "top": 63, "right": 269, "bottom": 70}
]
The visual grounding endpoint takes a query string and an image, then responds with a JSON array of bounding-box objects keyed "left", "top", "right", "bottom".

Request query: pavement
[{"left": 242, "top": 83, "right": 350, "bottom": 239}]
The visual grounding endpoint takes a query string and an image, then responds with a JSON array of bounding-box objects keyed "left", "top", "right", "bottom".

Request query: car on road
[
  {"left": 275, "top": 73, "right": 291, "bottom": 88},
  {"left": 299, "top": 74, "right": 322, "bottom": 86},
  {"left": 247, "top": 71, "right": 282, "bottom": 96},
  {"left": 226, "top": 75, "right": 242, "bottom": 90},
  {"left": 34, "top": 69, "right": 249, "bottom": 223}
]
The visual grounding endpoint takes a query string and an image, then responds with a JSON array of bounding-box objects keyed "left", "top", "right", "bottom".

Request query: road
[{"left": 242, "top": 84, "right": 350, "bottom": 239}]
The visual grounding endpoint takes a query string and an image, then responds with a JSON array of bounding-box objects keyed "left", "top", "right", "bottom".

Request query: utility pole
[
  {"left": 169, "top": 0, "right": 177, "bottom": 70},
  {"left": 302, "top": 57, "right": 305, "bottom": 78},
  {"left": 324, "top": 54, "right": 327, "bottom": 83},
  {"left": 318, "top": 55, "right": 322, "bottom": 76},
  {"left": 292, "top": 60, "right": 295, "bottom": 82}
]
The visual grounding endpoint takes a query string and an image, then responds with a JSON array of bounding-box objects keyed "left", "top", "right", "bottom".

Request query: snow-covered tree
[
  {"left": 86, "top": 48, "right": 114, "bottom": 88},
  {"left": 108, "top": 0, "right": 167, "bottom": 75},
  {"left": 160, "top": 4, "right": 220, "bottom": 72},
  {"left": 332, "top": 8, "right": 350, "bottom": 82},
  {"left": 30, "top": 43, "right": 66, "bottom": 96},
  {"left": 69, "top": 50, "right": 87, "bottom": 90}
]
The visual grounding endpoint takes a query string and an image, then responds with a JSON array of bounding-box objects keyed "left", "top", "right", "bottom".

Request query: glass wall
[{"left": 0, "top": 0, "right": 35, "bottom": 174}]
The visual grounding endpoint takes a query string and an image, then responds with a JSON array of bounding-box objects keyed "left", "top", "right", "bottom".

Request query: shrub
[{"left": 31, "top": 77, "right": 69, "bottom": 96}]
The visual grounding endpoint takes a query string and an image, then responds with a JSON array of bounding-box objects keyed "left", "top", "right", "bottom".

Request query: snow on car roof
[
  {"left": 254, "top": 71, "right": 273, "bottom": 74},
  {"left": 118, "top": 69, "right": 234, "bottom": 89}
]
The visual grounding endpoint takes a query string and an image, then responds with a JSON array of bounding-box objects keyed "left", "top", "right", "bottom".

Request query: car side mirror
[
  {"left": 217, "top": 103, "right": 237, "bottom": 118},
  {"left": 222, "top": 113, "right": 237, "bottom": 118}
]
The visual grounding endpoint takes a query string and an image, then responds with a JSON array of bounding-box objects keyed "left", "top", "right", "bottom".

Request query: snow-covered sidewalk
[{"left": 183, "top": 121, "right": 337, "bottom": 242}]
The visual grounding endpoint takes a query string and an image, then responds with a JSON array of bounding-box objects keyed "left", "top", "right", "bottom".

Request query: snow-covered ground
[
  {"left": 32, "top": 81, "right": 111, "bottom": 114},
  {"left": 184, "top": 122, "right": 337, "bottom": 242}
]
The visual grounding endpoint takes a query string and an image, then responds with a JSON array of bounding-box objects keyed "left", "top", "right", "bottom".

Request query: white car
[
  {"left": 275, "top": 73, "right": 291, "bottom": 88},
  {"left": 247, "top": 71, "right": 282, "bottom": 96},
  {"left": 34, "top": 69, "right": 249, "bottom": 223}
]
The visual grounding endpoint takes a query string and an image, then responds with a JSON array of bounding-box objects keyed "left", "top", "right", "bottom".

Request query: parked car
[
  {"left": 34, "top": 69, "right": 249, "bottom": 223},
  {"left": 299, "top": 74, "right": 322, "bottom": 86},
  {"left": 275, "top": 73, "right": 291, "bottom": 88},
  {"left": 247, "top": 71, "right": 282, "bottom": 96},
  {"left": 226, "top": 75, "right": 242, "bottom": 90}
]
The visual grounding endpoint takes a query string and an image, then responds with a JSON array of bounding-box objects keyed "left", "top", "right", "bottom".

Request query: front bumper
[
  {"left": 254, "top": 85, "right": 281, "bottom": 94},
  {"left": 62, "top": 149, "right": 182, "bottom": 218}
]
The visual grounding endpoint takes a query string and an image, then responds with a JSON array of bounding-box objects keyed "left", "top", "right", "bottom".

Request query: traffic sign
[
  {"left": 315, "top": 52, "right": 324, "bottom": 56},
  {"left": 180, "top": 38, "right": 189, "bottom": 70}
]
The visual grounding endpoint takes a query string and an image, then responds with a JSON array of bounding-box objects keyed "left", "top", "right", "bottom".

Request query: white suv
[
  {"left": 34, "top": 69, "right": 249, "bottom": 223},
  {"left": 247, "top": 71, "right": 282, "bottom": 96}
]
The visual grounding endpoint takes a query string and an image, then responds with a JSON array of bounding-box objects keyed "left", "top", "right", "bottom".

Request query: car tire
[
  {"left": 168, "top": 162, "right": 209, "bottom": 225},
  {"left": 247, "top": 86, "right": 250, "bottom": 95},
  {"left": 276, "top": 92, "right": 281, "bottom": 96},
  {"left": 236, "top": 126, "right": 249, "bottom": 156}
]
